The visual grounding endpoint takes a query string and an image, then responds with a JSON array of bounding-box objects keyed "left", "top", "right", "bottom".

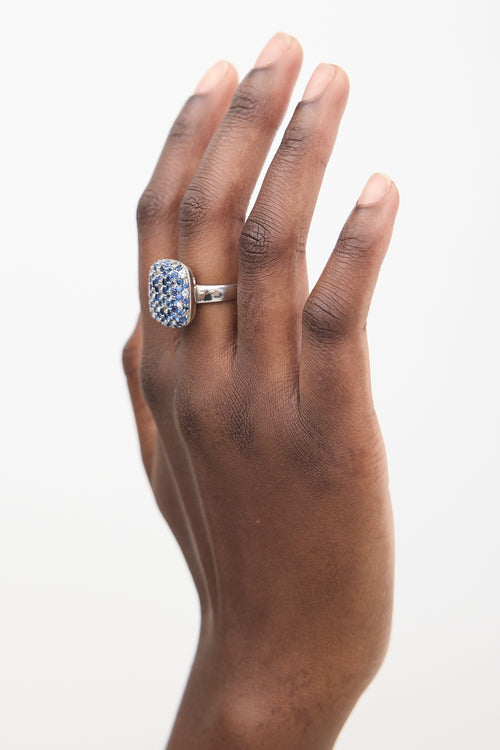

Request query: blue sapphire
[{"left": 149, "top": 259, "right": 193, "bottom": 328}]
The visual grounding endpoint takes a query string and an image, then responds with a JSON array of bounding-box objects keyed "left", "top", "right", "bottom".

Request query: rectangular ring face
[{"left": 148, "top": 260, "right": 192, "bottom": 327}]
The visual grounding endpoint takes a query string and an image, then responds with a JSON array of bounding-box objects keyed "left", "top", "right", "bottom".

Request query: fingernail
[
  {"left": 195, "top": 60, "right": 230, "bottom": 94},
  {"left": 357, "top": 172, "right": 392, "bottom": 206},
  {"left": 254, "top": 32, "right": 293, "bottom": 68},
  {"left": 302, "top": 63, "right": 336, "bottom": 101}
]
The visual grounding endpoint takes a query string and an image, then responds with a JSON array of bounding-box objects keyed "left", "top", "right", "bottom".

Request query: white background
[{"left": 1, "top": 1, "right": 499, "bottom": 748}]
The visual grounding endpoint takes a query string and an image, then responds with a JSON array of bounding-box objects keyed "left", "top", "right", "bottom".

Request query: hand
[{"left": 123, "top": 32, "right": 399, "bottom": 750}]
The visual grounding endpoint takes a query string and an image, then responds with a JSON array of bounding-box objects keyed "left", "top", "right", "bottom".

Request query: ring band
[
  {"left": 148, "top": 259, "right": 237, "bottom": 328},
  {"left": 195, "top": 283, "right": 237, "bottom": 304}
]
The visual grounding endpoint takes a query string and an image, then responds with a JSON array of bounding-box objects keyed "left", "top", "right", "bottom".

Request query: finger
[
  {"left": 150, "top": 436, "right": 214, "bottom": 610},
  {"left": 178, "top": 33, "right": 303, "bottom": 355},
  {"left": 137, "top": 61, "right": 239, "bottom": 350},
  {"left": 123, "top": 318, "right": 212, "bottom": 606},
  {"left": 122, "top": 316, "right": 157, "bottom": 476},
  {"left": 299, "top": 173, "right": 400, "bottom": 415},
  {"left": 236, "top": 64, "right": 350, "bottom": 375}
]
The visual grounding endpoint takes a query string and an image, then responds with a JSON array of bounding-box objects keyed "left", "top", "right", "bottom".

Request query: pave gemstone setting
[{"left": 148, "top": 259, "right": 193, "bottom": 328}]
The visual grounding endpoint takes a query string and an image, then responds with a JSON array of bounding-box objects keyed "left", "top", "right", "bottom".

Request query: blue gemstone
[{"left": 149, "top": 261, "right": 193, "bottom": 327}]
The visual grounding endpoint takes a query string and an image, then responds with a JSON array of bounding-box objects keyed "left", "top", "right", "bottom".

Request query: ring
[{"left": 148, "top": 259, "right": 237, "bottom": 328}]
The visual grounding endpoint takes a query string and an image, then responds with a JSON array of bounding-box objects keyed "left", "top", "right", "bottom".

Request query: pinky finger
[{"left": 122, "top": 316, "right": 157, "bottom": 477}]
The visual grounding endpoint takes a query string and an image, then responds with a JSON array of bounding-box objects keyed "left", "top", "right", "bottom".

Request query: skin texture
[{"left": 122, "top": 33, "right": 399, "bottom": 750}]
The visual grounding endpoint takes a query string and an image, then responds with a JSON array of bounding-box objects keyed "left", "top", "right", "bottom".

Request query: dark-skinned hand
[{"left": 123, "top": 32, "right": 399, "bottom": 750}]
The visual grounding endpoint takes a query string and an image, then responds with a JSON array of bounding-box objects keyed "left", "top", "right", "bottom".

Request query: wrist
[{"left": 167, "top": 623, "right": 366, "bottom": 750}]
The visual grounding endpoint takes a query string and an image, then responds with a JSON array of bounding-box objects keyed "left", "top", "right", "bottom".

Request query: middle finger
[
  {"left": 178, "top": 32, "right": 303, "bottom": 356},
  {"left": 236, "top": 63, "right": 350, "bottom": 375}
]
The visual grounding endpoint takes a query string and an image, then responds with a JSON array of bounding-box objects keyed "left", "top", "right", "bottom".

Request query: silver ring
[{"left": 148, "top": 259, "right": 237, "bottom": 328}]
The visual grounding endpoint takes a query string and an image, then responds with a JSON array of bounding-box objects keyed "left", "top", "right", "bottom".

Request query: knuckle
[
  {"left": 219, "top": 389, "right": 255, "bottom": 456},
  {"left": 239, "top": 212, "right": 302, "bottom": 275},
  {"left": 139, "top": 353, "right": 164, "bottom": 413},
  {"left": 227, "top": 83, "right": 262, "bottom": 121},
  {"left": 335, "top": 223, "right": 374, "bottom": 265},
  {"left": 178, "top": 185, "right": 210, "bottom": 234},
  {"left": 173, "top": 379, "right": 212, "bottom": 444},
  {"left": 173, "top": 374, "right": 255, "bottom": 456},
  {"left": 136, "top": 185, "right": 173, "bottom": 230},
  {"left": 239, "top": 217, "right": 273, "bottom": 268},
  {"left": 302, "top": 290, "right": 354, "bottom": 344},
  {"left": 122, "top": 336, "right": 140, "bottom": 378},
  {"left": 224, "top": 74, "right": 277, "bottom": 132},
  {"left": 279, "top": 118, "right": 314, "bottom": 161}
]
